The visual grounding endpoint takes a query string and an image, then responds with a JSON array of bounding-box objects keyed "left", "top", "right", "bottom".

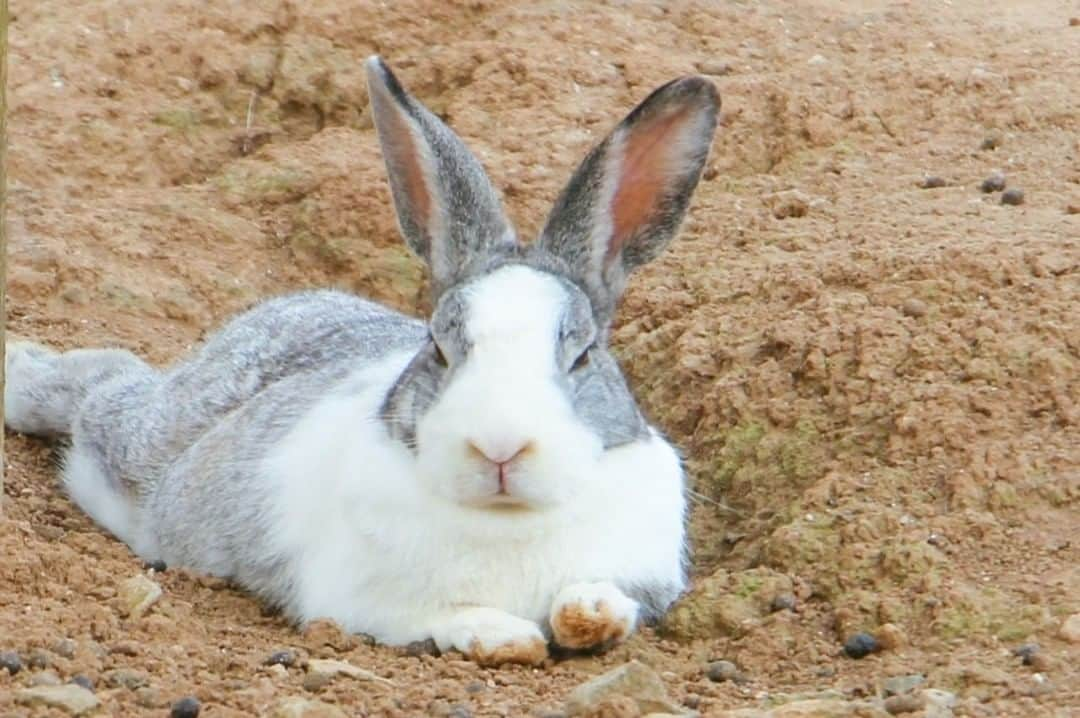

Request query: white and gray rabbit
[{"left": 5, "top": 57, "right": 719, "bottom": 665}]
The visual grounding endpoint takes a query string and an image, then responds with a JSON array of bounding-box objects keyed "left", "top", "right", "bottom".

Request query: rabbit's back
[{"left": 78, "top": 290, "right": 427, "bottom": 503}]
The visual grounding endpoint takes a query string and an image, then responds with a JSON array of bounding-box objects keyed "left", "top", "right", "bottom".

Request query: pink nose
[{"left": 466, "top": 439, "right": 534, "bottom": 466}]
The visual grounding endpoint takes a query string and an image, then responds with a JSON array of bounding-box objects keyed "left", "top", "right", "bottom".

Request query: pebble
[
  {"left": 1000, "top": 188, "right": 1024, "bottom": 206},
  {"left": 304, "top": 658, "right": 393, "bottom": 691},
  {"left": 980, "top": 171, "right": 1006, "bottom": 193},
  {"left": 143, "top": 559, "right": 168, "bottom": 572},
  {"left": 0, "top": 651, "right": 23, "bottom": 675},
  {"left": 170, "top": 696, "right": 202, "bottom": 718},
  {"left": 565, "top": 661, "right": 684, "bottom": 717},
  {"left": 268, "top": 697, "right": 348, "bottom": 718},
  {"left": 882, "top": 674, "right": 925, "bottom": 697},
  {"left": 70, "top": 675, "right": 94, "bottom": 691},
  {"left": 919, "top": 175, "right": 947, "bottom": 189},
  {"left": 15, "top": 685, "right": 101, "bottom": 715},
  {"left": 979, "top": 134, "right": 1002, "bottom": 151},
  {"left": 404, "top": 638, "right": 440, "bottom": 657},
  {"left": 51, "top": 639, "right": 77, "bottom": 659},
  {"left": 902, "top": 298, "right": 928, "bottom": 318},
  {"left": 27, "top": 649, "right": 52, "bottom": 669},
  {"left": 135, "top": 686, "right": 164, "bottom": 708},
  {"left": 875, "top": 623, "right": 908, "bottom": 650},
  {"left": 1012, "top": 643, "right": 1040, "bottom": 664},
  {"left": 706, "top": 660, "right": 741, "bottom": 683},
  {"left": 465, "top": 681, "right": 487, "bottom": 694},
  {"left": 771, "top": 593, "right": 797, "bottom": 612},
  {"left": 118, "top": 574, "right": 163, "bottom": 619},
  {"left": 884, "top": 693, "right": 925, "bottom": 714},
  {"left": 766, "top": 190, "right": 810, "bottom": 220},
  {"left": 106, "top": 668, "right": 150, "bottom": 690},
  {"left": 30, "top": 670, "right": 63, "bottom": 687},
  {"left": 1058, "top": 612, "right": 1080, "bottom": 643},
  {"left": 109, "top": 640, "right": 141, "bottom": 656},
  {"left": 843, "top": 632, "right": 880, "bottom": 659},
  {"left": 265, "top": 649, "right": 298, "bottom": 668},
  {"left": 696, "top": 59, "right": 733, "bottom": 76}
]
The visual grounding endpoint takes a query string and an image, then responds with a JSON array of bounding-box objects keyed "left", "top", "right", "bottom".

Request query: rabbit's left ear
[
  {"left": 536, "top": 76, "right": 719, "bottom": 325},
  {"left": 366, "top": 57, "right": 516, "bottom": 294}
]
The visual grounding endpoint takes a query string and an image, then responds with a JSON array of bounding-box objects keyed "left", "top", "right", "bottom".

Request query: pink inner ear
[
  {"left": 607, "top": 105, "right": 694, "bottom": 262},
  {"left": 383, "top": 102, "right": 433, "bottom": 239}
]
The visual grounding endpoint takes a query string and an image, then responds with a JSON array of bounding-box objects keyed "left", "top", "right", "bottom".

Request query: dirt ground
[{"left": 2, "top": 0, "right": 1078, "bottom": 716}]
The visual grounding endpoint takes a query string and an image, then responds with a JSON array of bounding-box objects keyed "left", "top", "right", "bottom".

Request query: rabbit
[{"left": 4, "top": 56, "right": 719, "bottom": 666}]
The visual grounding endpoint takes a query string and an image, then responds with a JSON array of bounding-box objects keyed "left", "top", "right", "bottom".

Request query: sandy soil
[{"left": 2, "top": 1, "right": 1078, "bottom": 716}]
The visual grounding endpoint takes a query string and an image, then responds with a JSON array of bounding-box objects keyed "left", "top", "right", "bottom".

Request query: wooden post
[{"left": 0, "top": 0, "right": 8, "bottom": 511}]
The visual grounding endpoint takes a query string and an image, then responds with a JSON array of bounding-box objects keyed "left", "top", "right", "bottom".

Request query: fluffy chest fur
[{"left": 261, "top": 350, "right": 686, "bottom": 644}]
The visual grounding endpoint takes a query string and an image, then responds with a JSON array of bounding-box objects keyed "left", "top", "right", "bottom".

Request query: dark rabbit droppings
[
  {"left": 843, "top": 632, "right": 881, "bottom": 659},
  {"left": 1013, "top": 643, "right": 1040, "bottom": 665},
  {"left": 0, "top": 651, "right": 22, "bottom": 675},
  {"left": 980, "top": 171, "right": 1007, "bottom": 193},
  {"left": 1001, "top": 188, "right": 1025, "bottom": 205},
  {"left": 170, "top": 696, "right": 201, "bottom": 718}
]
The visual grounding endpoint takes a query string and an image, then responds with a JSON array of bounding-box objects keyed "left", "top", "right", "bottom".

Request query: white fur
[
  {"left": 430, "top": 607, "right": 546, "bottom": 658},
  {"left": 62, "top": 447, "right": 138, "bottom": 549},
  {"left": 261, "top": 267, "right": 686, "bottom": 648}
]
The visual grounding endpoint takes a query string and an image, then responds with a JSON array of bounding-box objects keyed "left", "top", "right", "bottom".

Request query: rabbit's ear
[
  {"left": 365, "top": 57, "right": 515, "bottom": 293},
  {"left": 536, "top": 77, "right": 719, "bottom": 325}
]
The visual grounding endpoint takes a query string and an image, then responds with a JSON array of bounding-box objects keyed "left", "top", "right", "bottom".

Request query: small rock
[
  {"left": 1012, "top": 643, "right": 1040, "bottom": 664},
  {"left": 170, "top": 696, "right": 202, "bottom": 718},
  {"left": 15, "top": 685, "right": 101, "bottom": 715},
  {"left": 706, "top": 660, "right": 740, "bottom": 683},
  {"left": 919, "top": 175, "right": 947, "bottom": 189},
  {"left": 765, "top": 190, "right": 810, "bottom": 220},
  {"left": 404, "top": 638, "right": 440, "bottom": 657},
  {"left": 979, "top": 134, "right": 1002, "bottom": 151},
  {"left": 143, "top": 559, "right": 168, "bottom": 572},
  {"left": 843, "top": 632, "right": 880, "bottom": 659},
  {"left": 135, "top": 686, "right": 163, "bottom": 708},
  {"left": 1066, "top": 204, "right": 1080, "bottom": 215},
  {"left": 1001, "top": 188, "right": 1024, "bottom": 206},
  {"left": 1, "top": 651, "right": 23, "bottom": 675},
  {"left": 70, "top": 675, "right": 94, "bottom": 691},
  {"left": 302, "top": 619, "right": 358, "bottom": 653},
  {"left": 27, "top": 649, "right": 52, "bottom": 669},
  {"left": 874, "top": 623, "right": 907, "bottom": 651},
  {"left": 51, "top": 639, "right": 77, "bottom": 659},
  {"left": 881, "top": 674, "right": 925, "bottom": 697},
  {"left": 771, "top": 594, "right": 797, "bottom": 612},
  {"left": 884, "top": 693, "right": 924, "bottom": 714},
  {"left": 1070, "top": 17, "right": 1079, "bottom": 26},
  {"left": 901, "top": 298, "right": 928, "bottom": 318},
  {"left": 921, "top": 689, "right": 956, "bottom": 716},
  {"left": 1058, "top": 613, "right": 1080, "bottom": 643},
  {"left": 465, "top": 681, "right": 487, "bottom": 694},
  {"left": 109, "top": 640, "right": 141, "bottom": 656},
  {"left": 118, "top": 574, "right": 163, "bottom": 619},
  {"left": 302, "top": 671, "right": 334, "bottom": 693},
  {"left": 265, "top": 649, "right": 298, "bottom": 668},
  {"left": 696, "top": 59, "right": 733, "bottom": 76},
  {"left": 30, "top": 670, "right": 63, "bottom": 686},
  {"left": 684, "top": 694, "right": 701, "bottom": 710},
  {"left": 105, "top": 668, "right": 149, "bottom": 690},
  {"left": 980, "top": 171, "right": 1006, "bottom": 193},
  {"left": 304, "top": 658, "right": 393, "bottom": 690},
  {"left": 565, "top": 661, "right": 685, "bottom": 717},
  {"left": 268, "top": 697, "right": 349, "bottom": 718}
]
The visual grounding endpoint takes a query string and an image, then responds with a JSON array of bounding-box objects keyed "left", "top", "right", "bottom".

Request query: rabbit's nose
[{"left": 466, "top": 439, "right": 535, "bottom": 466}]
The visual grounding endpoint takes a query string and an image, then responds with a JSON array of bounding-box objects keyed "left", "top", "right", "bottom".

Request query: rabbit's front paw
[
  {"left": 549, "top": 581, "right": 639, "bottom": 650},
  {"left": 432, "top": 607, "right": 548, "bottom": 667}
]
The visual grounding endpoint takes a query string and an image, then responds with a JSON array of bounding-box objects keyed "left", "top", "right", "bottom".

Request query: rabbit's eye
[
  {"left": 431, "top": 339, "right": 448, "bottom": 368},
  {"left": 571, "top": 346, "right": 592, "bottom": 373}
]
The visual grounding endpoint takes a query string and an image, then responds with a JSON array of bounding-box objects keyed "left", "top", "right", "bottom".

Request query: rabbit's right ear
[
  {"left": 365, "top": 57, "right": 515, "bottom": 294},
  {"left": 536, "top": 77, "right": 719, "bottom": 326}
]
